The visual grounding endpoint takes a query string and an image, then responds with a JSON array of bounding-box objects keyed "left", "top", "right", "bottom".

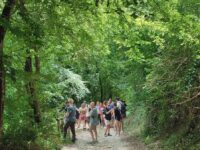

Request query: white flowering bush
[
  {"left": 44, "top": 66, "right": 90, "bottom": 107},
  {"left": 58, "top": 68, "right": 90, "bottom": 100}
]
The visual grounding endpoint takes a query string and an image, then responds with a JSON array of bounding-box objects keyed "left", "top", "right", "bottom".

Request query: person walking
[
  {"left": 96, "top": 101, "right": 101, "bottom": 125},
  {"left": 77, "top": 103, "right": 87, "bottom": 129},
  {"left": 99, "top": 102, "right": 105, "bottom": 126},
  {"left": 120, "top": 100, "right": 127, "bottom": 133},
  {"left": 113, "top": 102, "right": 122, "bottom": 136},
  {"left": 108, "top": 98, "right": 114, "bottom": 128},
  {"left": 103, "top": 101, "right": 113, "bottom": 137},
  {"left": 89, "top": 102, "right": 99, "bottom": 143},
  {"left": 63, "top": 98, "right": 77, "bottom": 143},
  {"left": 86, "top": 103, "right": 91, "bottom": 130}
]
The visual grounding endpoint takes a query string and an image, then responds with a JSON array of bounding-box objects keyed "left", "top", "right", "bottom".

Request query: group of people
[{"left": 62, "top": 97, "right": 127, "bottom": 144}]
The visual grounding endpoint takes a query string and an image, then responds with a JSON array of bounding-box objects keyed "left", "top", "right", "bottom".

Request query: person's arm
[
  {"left": 111, "top": 108, "right": 115, "bottom": 116},
  {"left": 76, "top": 108, "right": 79, "bottom": 112},
  {"left": 106, "top": 108, "right": 114, "bottom": 114},
  {"left": 65, "top": 107, "right": 72, "bottom": 117},
  {"left": 65, "top": 112, "right": 69, "bottom": 117},
  {"left": 112, "top": 108, "right": 115, "bottom": 117},
  {"left": 78, "top": 107, "right": 81, "bottom": 113}
]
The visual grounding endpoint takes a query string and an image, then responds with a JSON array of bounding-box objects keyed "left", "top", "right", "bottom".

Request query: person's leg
[
  {"left": 118, "top": 121, "right": 121, "bottom": 135},
  {"left": 102, "top": 116, "right": 105, "bottom": 126},
  {"left": 108, "top": 121, "right": 112, "bottom": 136},
  {"left": 86, "top": 117, "right": 90, "bottom": 129},
  {"left": 104, "top": 126, "right": 108, "bottom": 136},
  {"left": 98, "top": 114, "right": 101, "bottom": 126},
  {"left": 70, "top": 122, "right": 76, "bottom": 142},
  {"left": 115, "top": 120, "right": 118, "bottom": 134},
  {"left": 121, "top": 118, "right": 124, "bottom": 132},
  {"left": 116, "top": 120, "right": 120, "bottom": 135},
  {"left": 114, "top": 120, "right": 117, "bottom": 135},
  {"left": 90, "top": 127, "right": 95, "bottom": 141},
  {"left": 94, "top": 126, "right": 98, "bottom": 141},
  {"left": 100, "top": 115, "right": 103, "bottom": 126},
  {"left": 104, "top": 120, "right": 108, "bottom": 136},
  {"left": 83, "top": 116, "right": 86, "bottom": 129},
  {"left": 80, "top": 120, "right": 83, "bottom": 129},
  {"left": 63, "top": 122, "right": 70, "bottom": 139},
  {"left": 77, "top": 118, "right": 81, "bottom": 128},
  {"left": 108, "top": 124, "right": 111, "bottom": 135}
]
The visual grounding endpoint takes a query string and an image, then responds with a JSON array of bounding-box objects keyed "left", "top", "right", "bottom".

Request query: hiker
[
  {"left": 89, "top": 102, "right": 99, "bottom": 143},
  {"left": 86, "top": 102, "right": 91, "bottom": 129},
  {"left": 103, "top": 101, "right": 113, "bottom": 137},
  {"left": 96, "top": 101, "right": 100, "bottom": 125},
  {"left": 58, "top": 101, "right": 69, "bottom": 129},
  {"left": 77, "top": 103, "right": 87, "bottom": 129},
  {"left": 120, "top": 100, "right": 127, "bottom": 132},
  {"left": 121, "top": 100, "right": 127, "bottom": 118},
  {"left": 108, "top": 98, "right": 115, "bottom": 128},
  {"left": 75, "top": 106, "right": 80, "bottom": 125},
  {"left": 113, "top": 102, "right": 122, "bottom": 136},
  {"left": 116, "top": 97, "right": 122, "bottom": 110},
  {"left": 63, "top": 98, "right": 77, "bottom": 143},
  {"left": 99, "top": 102, "right": 105, "bottom": 126},
  {"left": 108, "top": 98, "right": 114, "bottom": 109}
]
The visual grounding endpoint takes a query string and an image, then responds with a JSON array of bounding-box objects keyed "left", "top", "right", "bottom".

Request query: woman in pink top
[
  {"left": 77, "top": 103, "right": 87, "bottom": 129},
  {"left": 99, "top": 102, "right": 105, "bottom": 126}
]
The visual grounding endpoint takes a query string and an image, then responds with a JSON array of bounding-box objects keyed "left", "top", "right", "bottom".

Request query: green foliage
[{"left": 1, "top": 0, "right": 200, "bottom": 149}]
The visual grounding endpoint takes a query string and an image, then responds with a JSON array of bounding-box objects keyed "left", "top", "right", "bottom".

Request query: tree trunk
[
  {"left": 0, "top": 0, "right": 16, "bottom": 142},
  {"left": 19, "top": 0, "right": 42, "bottom": 123},
  {"left": 33, "top": 53, "right": 41, "bottom": 123},
  {"left": 95, "top": 0, "right": 99, "bottom": 7},
  {"left": 0, "top": 33, "right": 5, "bottom": 144},
  {"left": 25, "top": 52, "right": 41, "bottom": 123},
  {"left": 35, "top": 55, "right": 40, "bottom": 73}
]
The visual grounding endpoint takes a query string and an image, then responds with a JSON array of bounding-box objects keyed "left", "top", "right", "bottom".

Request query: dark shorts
[{"left": 115, "top": 116, "right": 122, "bottom": 121}]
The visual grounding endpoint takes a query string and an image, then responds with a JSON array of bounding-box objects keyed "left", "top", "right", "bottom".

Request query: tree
[{"left": 0, "top": 0, "right": 16, "bottom": 142}]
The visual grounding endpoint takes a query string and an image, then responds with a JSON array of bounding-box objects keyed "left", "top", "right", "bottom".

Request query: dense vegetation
[{"left": 0, "top": 0, "right": 200, "bottom": 149}]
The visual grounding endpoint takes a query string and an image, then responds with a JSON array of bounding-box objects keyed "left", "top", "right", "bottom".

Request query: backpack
[{"left": 121, "top": 102, "right": 126, "bottom": 114}]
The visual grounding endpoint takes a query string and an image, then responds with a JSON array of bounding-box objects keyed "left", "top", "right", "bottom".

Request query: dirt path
[{"left": 61, "top": 126, "right": 147, "bottom": 150}]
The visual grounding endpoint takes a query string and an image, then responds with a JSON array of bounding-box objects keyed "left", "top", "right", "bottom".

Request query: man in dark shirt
[
  {"left": 63, "top": 98, "right": 76, "bottom": 143},
  {"left": 103, "top": 101, "right": 113, "bottom": 137}
]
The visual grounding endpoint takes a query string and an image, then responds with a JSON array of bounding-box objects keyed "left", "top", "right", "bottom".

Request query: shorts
[
  {"left": 105, "top": 119, "right": 111, "bottom": 126},
  {"left": 89, "top": 125, "right": 97, "bottom": 131},
  {"left": 79, "top": 114, "right": 86, "bottom": 121},
  {"left": 115, "top": 117, "right": 122, "bottom": 122}
]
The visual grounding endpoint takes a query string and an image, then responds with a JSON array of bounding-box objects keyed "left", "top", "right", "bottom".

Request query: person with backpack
[
  {"left": 121, "top": 100, "right": 127, "bottom": 118},
  {"left": 63, "top": 98, "right": 77, "bottom": 143},
  {"left": 107, "top": 98, "right": 115, "bottom": 128},
  {"left": 113, "top": 102, "right": 122, "bottom": 136},
  {"left": 120, "top": 100, "right": 127, "bottom": 132},
  {"left": 89, "top": 102, "right": 99, "bottom": 143},
  {"left": 86, "top": 103, "right": 91, "bottom": 130}
]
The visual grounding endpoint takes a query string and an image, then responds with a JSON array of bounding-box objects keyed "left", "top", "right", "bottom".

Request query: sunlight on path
[{"left": 61, "top": 126, "right": 147, "bottom": 150}]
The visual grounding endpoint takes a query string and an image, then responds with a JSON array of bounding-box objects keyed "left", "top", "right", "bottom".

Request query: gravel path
[{"left": 61, "top": 126, "right": 147, "bottom": 150}]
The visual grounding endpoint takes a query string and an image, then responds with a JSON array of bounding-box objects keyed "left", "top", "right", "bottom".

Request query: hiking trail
[{"left": 61, "top": 126, "right": 147, "bottom": 150}]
